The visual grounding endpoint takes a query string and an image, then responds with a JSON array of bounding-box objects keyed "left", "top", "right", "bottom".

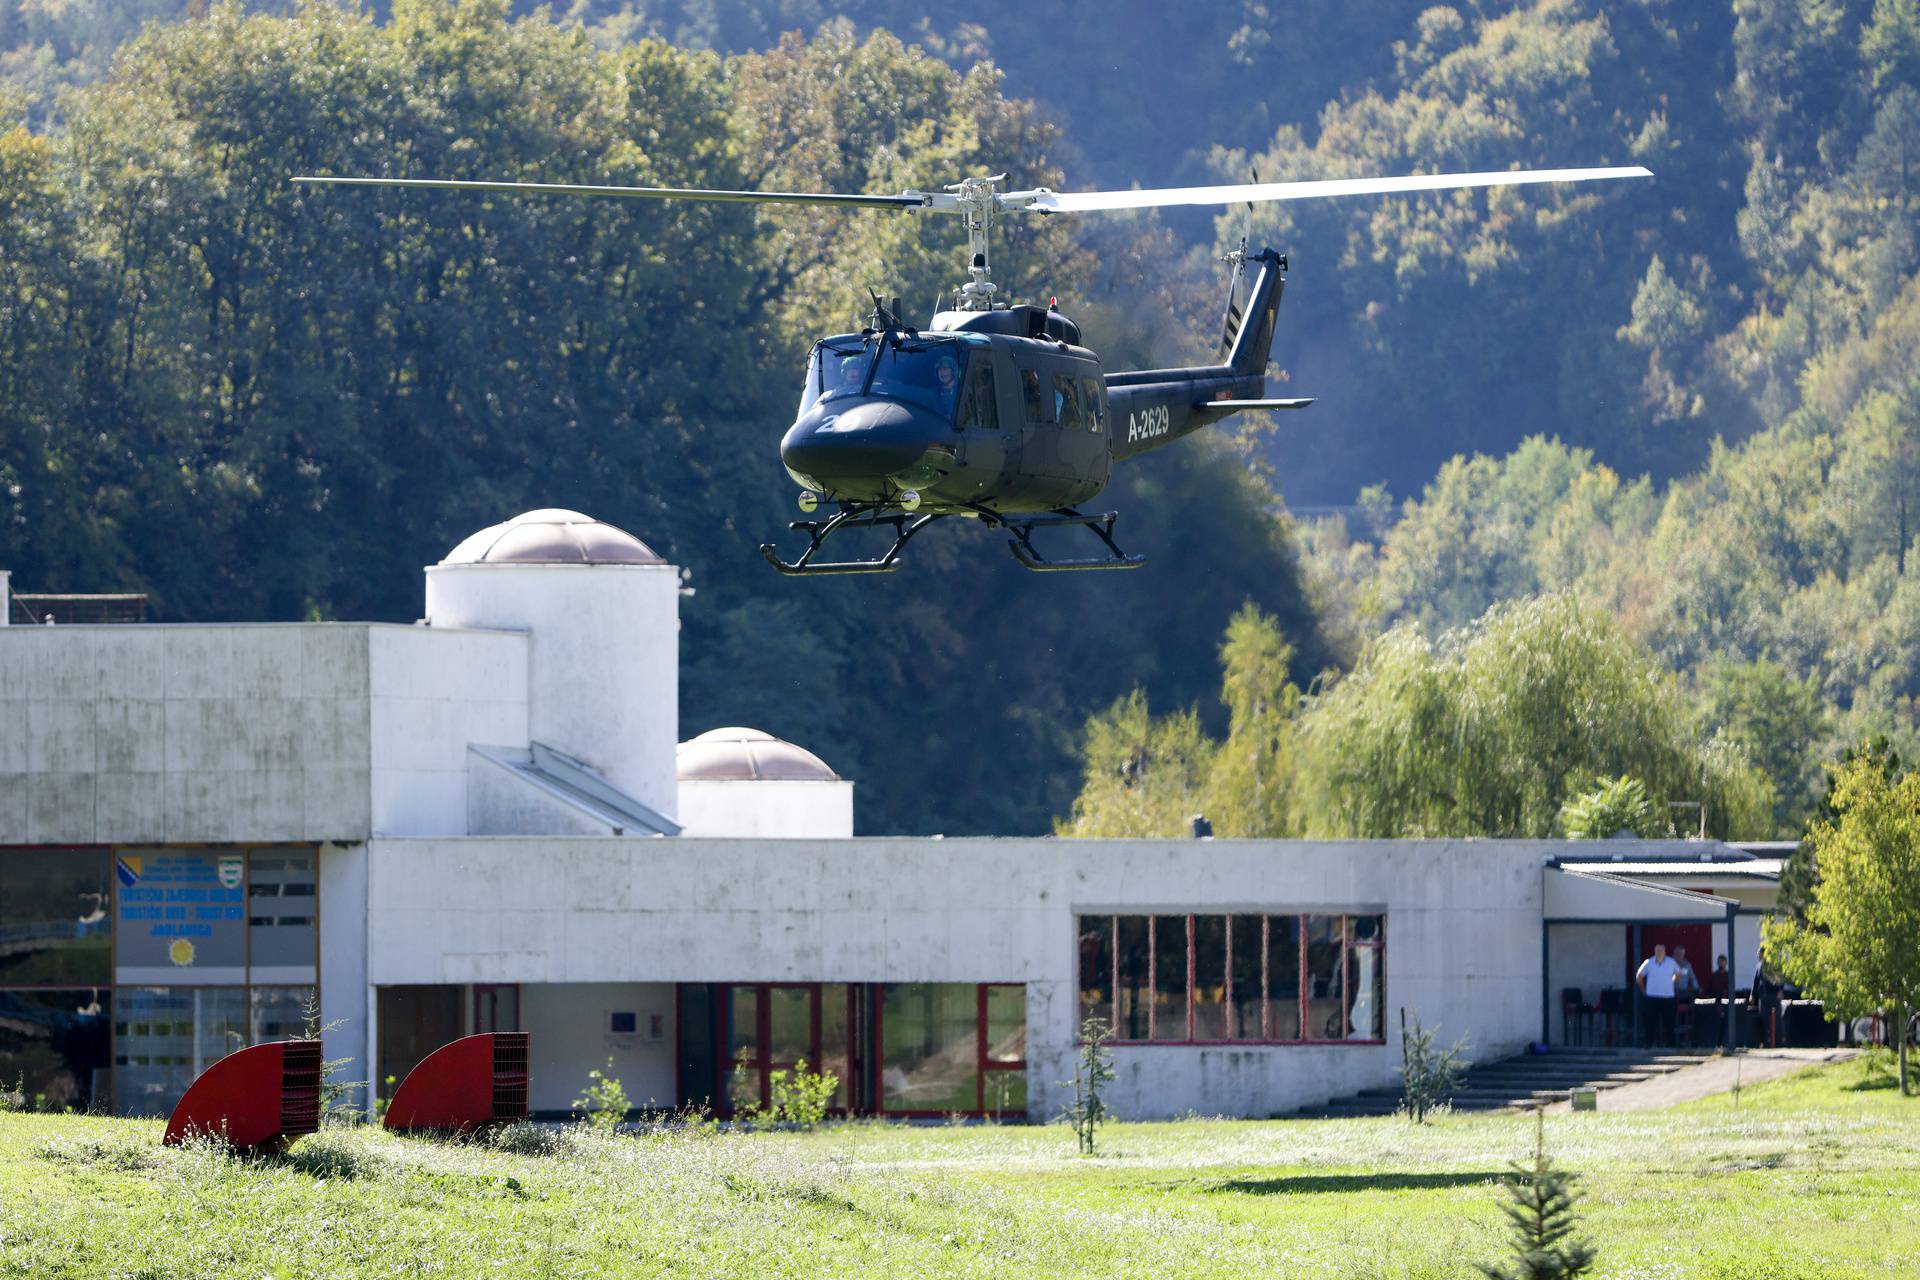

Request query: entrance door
[
  {"left": 378, "top": 985, "right": 462, "bottom": 1101},
  {"left": 718, "top": 983, "right": 818, "bottom": 1116}
]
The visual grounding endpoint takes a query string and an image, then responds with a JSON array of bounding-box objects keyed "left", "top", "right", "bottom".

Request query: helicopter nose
[{"left": 781, "top": 398, "right": 941, "bottom": 487}]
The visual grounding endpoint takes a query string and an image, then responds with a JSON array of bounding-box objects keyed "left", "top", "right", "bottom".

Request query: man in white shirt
[{"left": 1636, "top": 943, "right": 1682, "bottom": 1047}]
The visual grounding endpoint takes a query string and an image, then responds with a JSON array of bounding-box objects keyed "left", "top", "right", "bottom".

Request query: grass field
[{"left": 1, "top": 1053, "right": 1917, "bottom": 1279}]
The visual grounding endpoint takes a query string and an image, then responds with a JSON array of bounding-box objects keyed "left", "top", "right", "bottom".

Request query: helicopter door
[{"left": 954, "top": 351, "right": 1009, "bottom": 499}]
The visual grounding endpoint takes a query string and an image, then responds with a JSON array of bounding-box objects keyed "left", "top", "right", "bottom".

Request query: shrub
[
  {"left": 573, "top": 1059, "right": 631, "bottom": 1131},
  {"left": 753, "top": 1059, "right": 838, "bottom": 1129}
]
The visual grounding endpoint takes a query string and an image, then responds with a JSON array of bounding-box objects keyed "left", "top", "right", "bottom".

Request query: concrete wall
[
  {"left": 467, "top": 749, "right": 617, "bottom": 837},
  {"left": 677, "top": 780, "right": 853, "bottom": 838},
  {"left": 359, "top": 836, "right": 1555, "bottom": 1120},
  {"left": 0, "top": 625, "right": 373, "bottom": 843},
  {"left": 519, "top": 982, "right": 676, "bottom": 1113},
  {"left": 0, "top": 623, "right": 529, "bottom": 845},
  {"left": 367, "top": 627, "right": 528, "bottom": 836},
  {"left": 318, "top": 841, "right": 372, "bottom": 1108},
  {"left": 425, "top": 564, "right": 679, "bottom": 819}
]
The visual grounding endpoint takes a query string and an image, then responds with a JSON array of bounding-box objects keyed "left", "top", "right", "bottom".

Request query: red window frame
[
  {"left": 1077, "top": 912, "right": 1387, "bottom": 1046},
  {"left": 873, "top": 982, "right": 1028, "bottom": 1119}
]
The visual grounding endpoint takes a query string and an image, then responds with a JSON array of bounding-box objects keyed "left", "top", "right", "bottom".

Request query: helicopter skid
[
  {"left": 759, "top": 505, "right": 947, "bottom": 575},
  {"left": 761, "top": 502, "right": 1144, "bottom": 575},
  {"left": 1000, "top": 509, "right": 1146, "bottom": 572}
]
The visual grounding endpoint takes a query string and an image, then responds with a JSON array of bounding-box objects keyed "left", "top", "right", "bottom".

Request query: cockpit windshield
[
  {"left": 870, "top": 345, "right": 965, "bottom": 418},
  {"left": 801, "top": 338, "right": 968, "bottom": 421}
]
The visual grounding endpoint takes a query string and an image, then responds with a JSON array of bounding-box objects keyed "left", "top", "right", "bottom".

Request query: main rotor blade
[
  {"left": 1008, "top": 166, "right": 1652, "bottom": 213},
  {"left": 291, "top": 175, "right": 929, "bottom": 210}
]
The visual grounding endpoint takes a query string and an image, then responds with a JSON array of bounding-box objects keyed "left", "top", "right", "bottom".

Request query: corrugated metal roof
[{"left": 1595, "top": 860, "right": 1783, "bottom": 877}]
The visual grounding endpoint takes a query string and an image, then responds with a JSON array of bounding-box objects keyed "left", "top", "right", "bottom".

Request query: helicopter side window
[
  {"left": 1021, "top": 369, "right": 1051, "bottom": 424},
  {"left": 1053, "top": 374, "right": 1085, "bottom": 431},
  {"left": 958, "top": 358, "right": 999, "bottom": 429},
  {"left": 1080, "top": 377, "right": 1106, "bottom": 432}
]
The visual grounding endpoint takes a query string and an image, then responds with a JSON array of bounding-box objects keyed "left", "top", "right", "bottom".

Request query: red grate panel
[
  {"left": 491, "top": 1032, "right": 530, "bottom": 1121},
  {"left": 386, "top": 1032, "right": 531, "bottom": 1134},
  {"left": 164, "top": 1041, "right": 322, "bottom": 1154}
]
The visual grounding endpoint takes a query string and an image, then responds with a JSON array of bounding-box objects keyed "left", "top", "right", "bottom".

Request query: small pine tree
[
  {"left": 1059, "top": 1016, "right": 1116, "bottom": 1155},
  {"left": 297, "top": 992, "right": 365, "bottom": 1121},
  {"left": 1398, "top": 1009, "right": 1467, "bottom": 1123},
  {"left": 1477, "top": 1112, "right": 1597, "bottom": 1280}
]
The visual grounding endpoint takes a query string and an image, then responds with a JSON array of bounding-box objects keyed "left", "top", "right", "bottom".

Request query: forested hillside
[
  {"left": 4, "top": 0, "right": 1917, "bottom": 837},
  {"left": 0, "top": 2, "right": 1329, "bottom": 837}
]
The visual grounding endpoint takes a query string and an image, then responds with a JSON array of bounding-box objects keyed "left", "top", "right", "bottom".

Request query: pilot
[
  {"left": 836, "top": 356, "right": 865, "bottom": 395},
  {"left": 934, "top": 354, "right": 961, "bottom": 415}
]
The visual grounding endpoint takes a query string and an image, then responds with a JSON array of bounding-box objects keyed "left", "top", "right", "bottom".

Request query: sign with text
[{"left": 114, "top": 850, "right": 245, "bottom": 979}]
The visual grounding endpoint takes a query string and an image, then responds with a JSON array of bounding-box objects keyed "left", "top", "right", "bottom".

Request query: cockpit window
[
  {"left": 802, "top": 340, "right": 866, "bottom": 412},
  {"left": 801, "top": 339, "right": 970, "bottom": 420},
  {"left": 871, "top": 344, "right": 965, "bottom": 419}
]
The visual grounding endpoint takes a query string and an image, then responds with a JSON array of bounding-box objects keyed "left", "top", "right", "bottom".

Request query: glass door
[{"left": 718, "top": 983, "right": 820, "bottom": 1116}]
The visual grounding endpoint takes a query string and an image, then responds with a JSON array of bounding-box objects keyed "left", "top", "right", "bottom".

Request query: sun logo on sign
[{"left": 168, "top": 938, "right": 196, "bottom": 967}]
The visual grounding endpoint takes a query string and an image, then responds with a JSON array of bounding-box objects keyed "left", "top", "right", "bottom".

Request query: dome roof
[
  {"left": 677, "top": 727, "right": 843, "bottom": 783},
  {"left": 441, "top": 509, "right": 664, "bottom": 566}
]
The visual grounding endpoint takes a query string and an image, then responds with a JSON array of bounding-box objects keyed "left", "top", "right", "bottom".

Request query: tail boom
[{"left": 1104, "top": 248, "right": 1305, "bottom": 461}]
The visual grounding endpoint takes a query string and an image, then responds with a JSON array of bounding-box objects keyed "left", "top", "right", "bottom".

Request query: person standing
[
  {"left": 1636, "top": 943, "right": 1682, "bottom": 1047},
  {"left": 1702, "top": 954, "right": 1731, "bottom": 1000}
]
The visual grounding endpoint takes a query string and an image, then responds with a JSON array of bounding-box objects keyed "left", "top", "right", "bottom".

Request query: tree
[
  {"left": 1288, "top": 596, "right": 1772, "bottom": 839},
  {"left": 1203, "top": 604, "right": 1303, "bottom": 836},
  {"left": 1476, "top": 1112, "right": 1597, "bottom": 1280},
  {"left": 1057, "top": 691, "right": 1216, "bottom": 838},
  {"left": 1559, "top": 776, "right": 1655, "bottom": 839},
  {"left": 1699, "top": 658, "right": 1829, "bottom": 834},
  {"left": 1764, "top": 752, "right": 1920, "bottom": 1093},
  {"left": 1059, "top": 1016, "right": 1116, "bottom": 1155}
]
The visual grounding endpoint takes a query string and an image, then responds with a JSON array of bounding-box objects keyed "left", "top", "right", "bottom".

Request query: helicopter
[{"left": 293, "top": 166, "right": 1651, "bottom": 574}]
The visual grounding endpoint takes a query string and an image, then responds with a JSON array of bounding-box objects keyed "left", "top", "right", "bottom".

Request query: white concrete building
[{"left": 0, "top": 510, "right": 1784, "bottom": 1122}]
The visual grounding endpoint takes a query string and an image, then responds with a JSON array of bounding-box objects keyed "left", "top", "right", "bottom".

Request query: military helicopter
[{"left": 293, "top": 166, "right": 1650, "bottom": 573}]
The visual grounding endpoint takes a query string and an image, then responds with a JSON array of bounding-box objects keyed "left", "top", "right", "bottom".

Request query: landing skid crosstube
[{"left": 760, "top": 503, "right": 1146, "bottom": 575}]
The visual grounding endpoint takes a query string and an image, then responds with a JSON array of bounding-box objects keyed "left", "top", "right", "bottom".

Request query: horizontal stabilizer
[{"left": 1194, "top": 397, "right": 1316, "bottom": 411}]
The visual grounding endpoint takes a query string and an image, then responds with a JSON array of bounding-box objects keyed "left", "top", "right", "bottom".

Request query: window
[
  {"left": 958, "top": 357, "right": 999, "bottom": 429},
  {"left": 115, "top": 986, "right": 249, "bottom": 1116},
  {"left": 1192, "top": 915, "right": 1227, "bottom": 1041},
  {"left": 1053, "top": 375, "right": 1085, "bottom": 430},
  {"left": 1077, "top": 912, "right": 1386, "bottom": 1045},
  {"left": 869, "top": 344, "right": 965, "bottom": 417},
  {"left": 0, "top": 989, "right": 110, "bottom": 1112},
  {"left": 1, "top": 844, "right": 325, "bottom": 1116},
  {"left": 876, "top": 983, "right": 1026, "bottom": 1116},
  {"left": 0, "top": 849, "right": 110, "bottom": 985},
  {"left": 1116, "top": 915, "right": 1150, "bottom": 1041},
  {"left": 1078, "top": 916, "right": 1113, "bottom": 1028},
  {"left": 1229, "top": 915, "right": 1263, "bottom": 1040},
  {"left": 1021, "top": 369, "right": 1051, "bottom": 423},
  {"left": 805, "top": 341, "right": 866, "bottom": 410},
  {"left": 1080, "top": 377, "right": 1107, "bottom": 432},
  {"left": 880, "top": 983, "right": 979, "bottom": 1113},
  {"left": 248, "top": 850, "right": 316, "bottom": 980},
  {"left": 1151, "top": 914, "right": 1188, "bottom": 1041}
]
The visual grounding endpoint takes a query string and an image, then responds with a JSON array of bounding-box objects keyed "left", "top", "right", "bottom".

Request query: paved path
[{"left": 1543, "top": 1047, "right": 1855, "bottom": 1113}]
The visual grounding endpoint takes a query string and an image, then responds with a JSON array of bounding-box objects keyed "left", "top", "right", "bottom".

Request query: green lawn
[{"left": 2, "top": 1054, "right": 1917, "bottom": 1279}]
